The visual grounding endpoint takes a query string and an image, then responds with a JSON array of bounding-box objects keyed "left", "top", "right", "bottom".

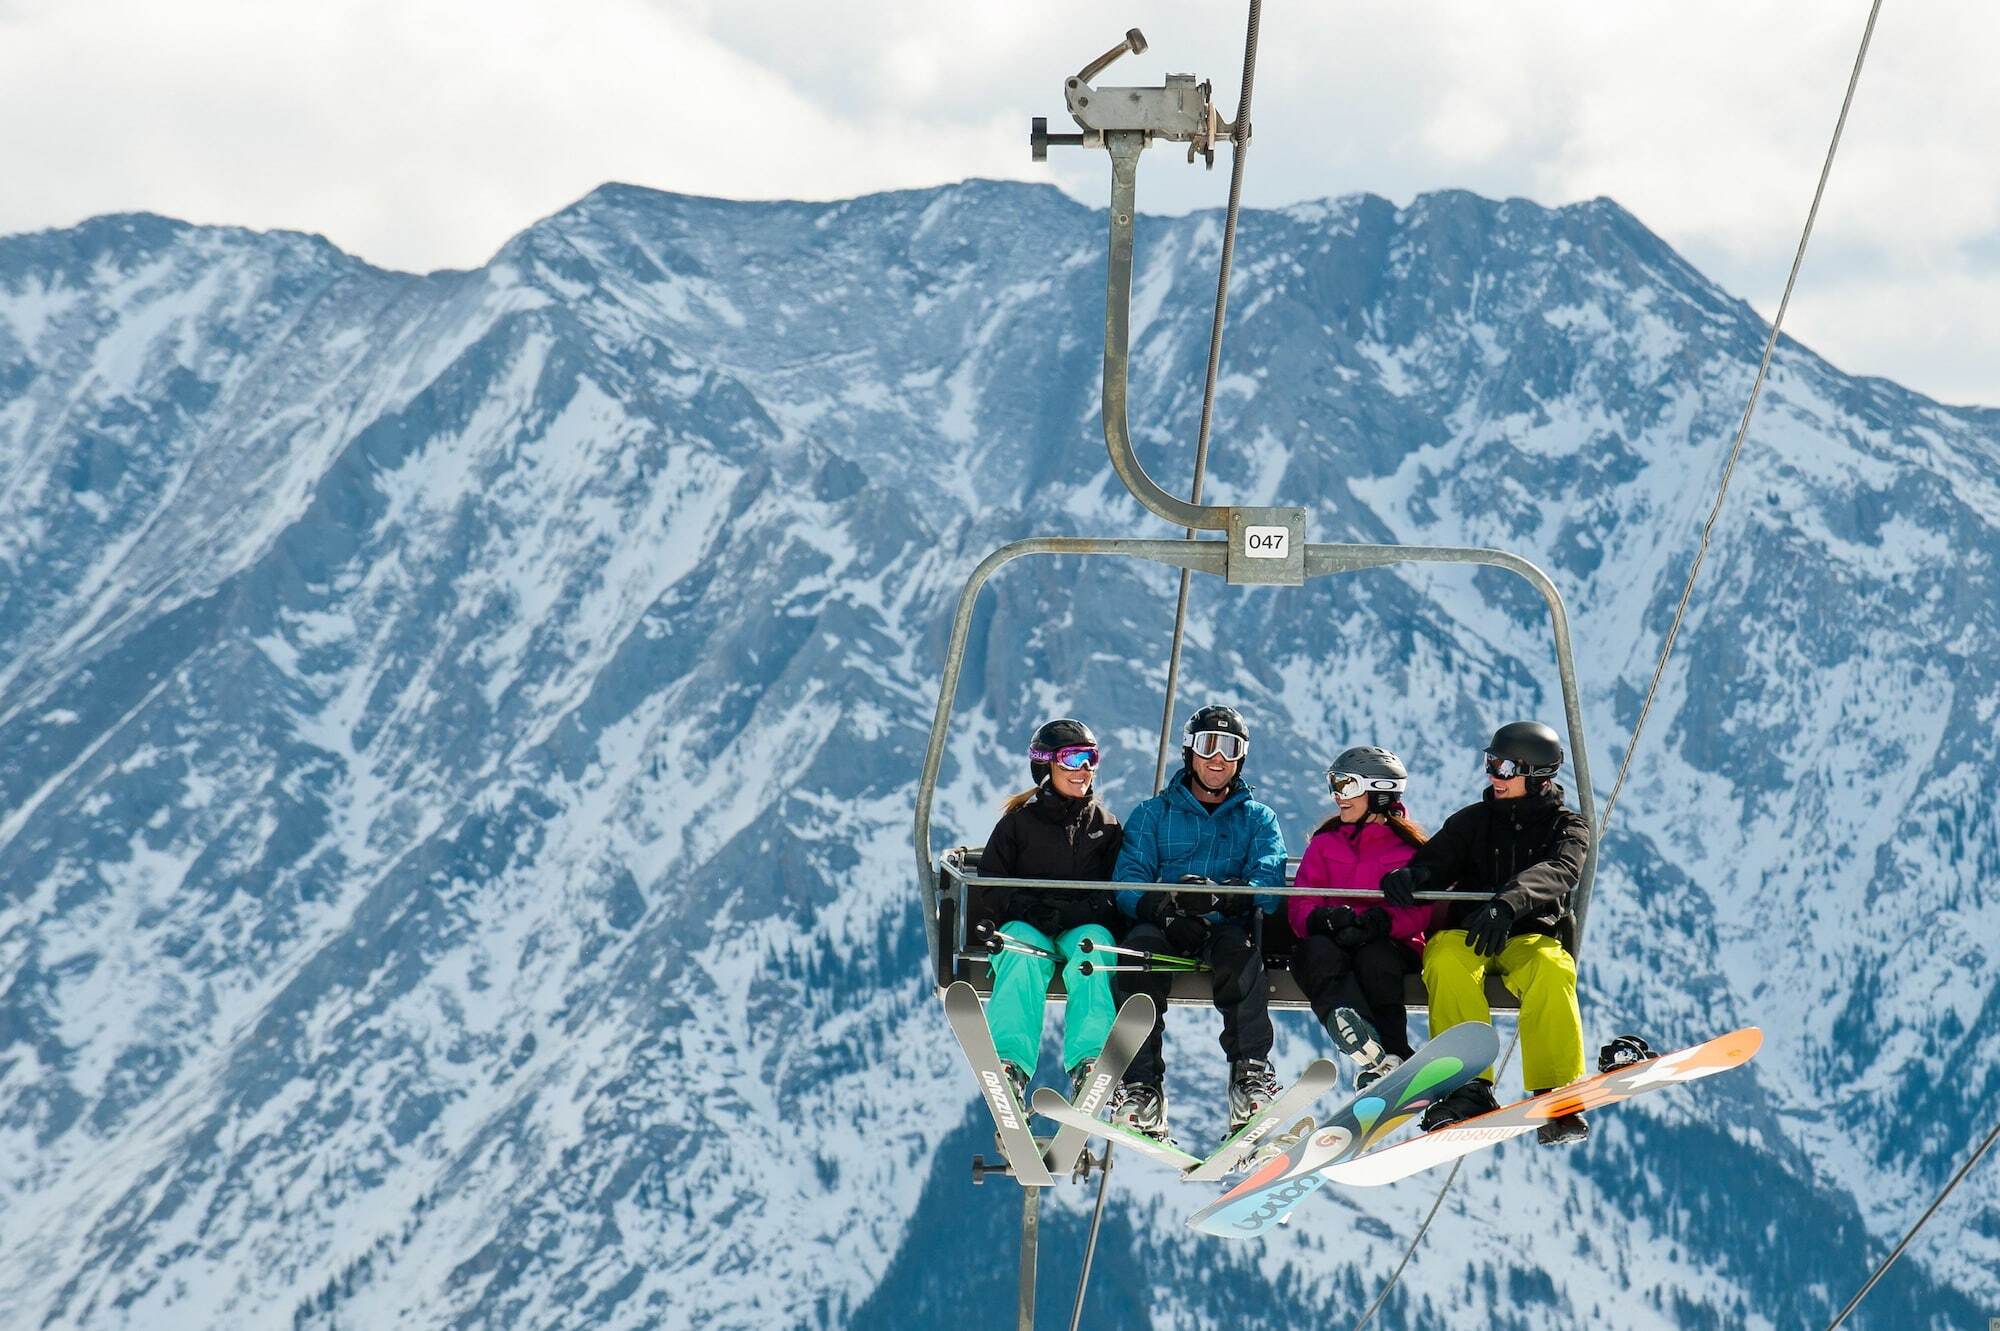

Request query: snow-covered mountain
[{"left": 1, "top": 180, "right": 1993, "bottom": 1330}]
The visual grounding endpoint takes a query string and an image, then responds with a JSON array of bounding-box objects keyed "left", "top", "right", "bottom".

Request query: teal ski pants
[{"left": 987, "top": 921, "right": 1118, "bottom": 1078}]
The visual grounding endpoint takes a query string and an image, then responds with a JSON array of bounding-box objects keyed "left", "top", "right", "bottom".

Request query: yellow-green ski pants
[{"left": 1422, "top": 929, "right": 1584, "bottom": 1091}]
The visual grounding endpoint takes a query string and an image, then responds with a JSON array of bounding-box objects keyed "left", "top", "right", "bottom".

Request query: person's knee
[
  {"left": 1423, "top": 933, "right": 1481, "bottom": 986},
  {"left": 1062, "top": 924, "right": 1115, "bottom": 958},
  {"left": 1292, "top": 934, "right": 1337, "bottom": 975},
  {"left": 1511, "top": 942, "right": 1578, "bottom": 994}
]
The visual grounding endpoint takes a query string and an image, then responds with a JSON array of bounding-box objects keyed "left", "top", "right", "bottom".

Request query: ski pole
[
  {"left": 970, "top": 919, "right": 1060, "bottom": 961},
  {"left": 1076, "top": 959, "right": 1208, "bottom": 977},
  {"left": 1076, "top": 935, "right": 1199, "bottom": 969}
]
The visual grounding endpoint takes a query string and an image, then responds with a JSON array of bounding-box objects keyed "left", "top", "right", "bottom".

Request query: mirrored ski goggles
[
  {"left": 1484, "top": 752, "right": 1551, "bottom": 779},
  {"left": 1031, "top": 744, "right": 1100, "bottom": 771},
  {"left": 1328, "top": 771, "right": 1406, "bottom": 800},
  {"left": 1188, "top": 731, "right": 1247, "bottom": 761}
]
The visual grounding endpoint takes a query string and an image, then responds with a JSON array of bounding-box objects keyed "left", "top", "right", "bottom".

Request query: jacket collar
[
  {"left": 1167, "top": 771, "right": 1250, "bottom": 814},
  {"left": 1480, "top": 782, "right": 1566, "bottom": 815}
]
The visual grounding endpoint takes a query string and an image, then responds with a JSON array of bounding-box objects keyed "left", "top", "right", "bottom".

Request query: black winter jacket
[
  {"left": 978, "top": 783, "right": 1123, "bottom": 933},
  {"left": 1404, "top": 785, "right": 1590, "bottom": 946}
]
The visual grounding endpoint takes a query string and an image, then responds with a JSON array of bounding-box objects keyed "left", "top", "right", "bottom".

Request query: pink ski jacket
[{"left": 1287, "top": 820, "right": 1436, "bottom": 950}]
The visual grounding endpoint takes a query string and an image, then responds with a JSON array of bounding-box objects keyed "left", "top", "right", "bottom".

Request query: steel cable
[
  {"left": 1349, "top": 4, "right": 1884, "bottom": 1327},
  {"left": 1823, "top": 1114, "right": 2000, "bottom": 1330}
]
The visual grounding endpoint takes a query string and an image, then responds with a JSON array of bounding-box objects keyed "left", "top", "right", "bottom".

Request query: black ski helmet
[
  {"left": 1181, "top": 703, "right": 1249, "bottom": 787},
  {"left": 1328, "top": 745, "right": 1408, "bottom": 813},
  {"left": 1028, "top": 717, "right": 1098, "bottom": 785},
  {"left": 1486, "top": 720, "right": 1563, "bottom": 789}
]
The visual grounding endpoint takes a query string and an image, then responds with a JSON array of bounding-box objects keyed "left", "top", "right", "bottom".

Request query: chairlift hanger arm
[{"left": 1031, "top": 31, "right": 1283, "bottom": 557}]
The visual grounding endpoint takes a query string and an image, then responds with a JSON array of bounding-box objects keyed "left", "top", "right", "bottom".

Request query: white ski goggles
[
  {"left": 1328, "top": 771, "right": 1406, "bottom": 800},
  {"left": 1188, "top": 730, "right": 1247, "bottom": 761}
]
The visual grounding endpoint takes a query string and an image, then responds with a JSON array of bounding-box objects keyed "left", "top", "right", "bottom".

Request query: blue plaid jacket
[{"left": 1112, "top": 776, "right": 1287, "bottom": 919}]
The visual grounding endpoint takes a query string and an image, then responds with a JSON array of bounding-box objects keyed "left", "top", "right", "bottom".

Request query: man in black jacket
[{"left": 1380, "top": 720, "right": 1591, "bottom": 1144}]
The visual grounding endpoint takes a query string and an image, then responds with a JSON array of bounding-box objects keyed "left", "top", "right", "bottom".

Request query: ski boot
[
  {"left": 1419, "top": 1078, "right": 1500, "bottom": 1131},
  {"left": 1227, "top": 1058, "right": 1283, "bottom": 1134},
  {"left": 1356, "top": 1052, "right": 1405, "bottom": 1092},
  {"left": 1066, "top": 1058, "right": 1096, "bottom": 1104},
  {"left": 1004, "top": 1063, "right": 1031, "bottom": 1110},
  {"left": 1109, "top": 1080, "right": 1170, "bottom": 1142},
  {"left": 1598, "top": 1033, "right": 1656, "bottom": 1073}
]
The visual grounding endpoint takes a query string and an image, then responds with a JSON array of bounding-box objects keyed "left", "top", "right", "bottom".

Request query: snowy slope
[{"left": 0, "top": 182, "right": 1993, "bottom": 1330}]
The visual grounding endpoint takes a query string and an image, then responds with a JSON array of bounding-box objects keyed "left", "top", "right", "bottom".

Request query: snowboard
[
  {"left": 1184, "top": 1020, "right": 1498, "bottom": 1238},
  {"left": 1317, "top": 1026, "right": 1763, "bottom": 1187}
]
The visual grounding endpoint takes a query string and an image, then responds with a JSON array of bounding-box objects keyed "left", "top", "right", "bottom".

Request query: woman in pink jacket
[{"left": 1287, "top": 746, "right": 1435, "bottom": 1087}]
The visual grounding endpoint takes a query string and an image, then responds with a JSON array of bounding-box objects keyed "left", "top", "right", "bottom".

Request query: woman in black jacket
[{"left": 979, "top": 718, "right": 1123, "bottom": 1104}]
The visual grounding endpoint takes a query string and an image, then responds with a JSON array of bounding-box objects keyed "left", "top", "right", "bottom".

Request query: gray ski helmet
[
  {"left": 1029, "top": 717, "right": 1098, "bottom": 784},
  {"left": 1328, "top": 745, "right": 1408, "bottom": 813},
  {"left": 1487, "top": 721, "right": 1563, "bottom": 778}
]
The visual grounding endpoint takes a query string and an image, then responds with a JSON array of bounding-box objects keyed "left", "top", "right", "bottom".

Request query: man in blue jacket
[{"left": 1108, "top": 704, "right": 1288, "bottom": 1142}]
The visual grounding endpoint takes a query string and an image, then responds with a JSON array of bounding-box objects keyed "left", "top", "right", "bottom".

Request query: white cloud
[{"left": 5, "top": 0, "right": 2000, "bottom": 403}]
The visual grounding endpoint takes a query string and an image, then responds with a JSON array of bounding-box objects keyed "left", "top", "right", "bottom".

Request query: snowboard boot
[
  {"left": 1227, "top": 1058, "right": 1284, "bottom": 1134},
  {"left": 1328, "top": 1006, "right": 1387, "bottom": 1072},
  {"left": 1355, "top": 1052, "right": 1405, "bottom": 1092},
  {"left": 1109, "top": 1080, "right": 1170, "bottom": 1142},
  {"left": 1536, "top": 1111, "right": 1590, "bottom": 1146},
  {"left": 1419, "top": 1078, "right": 1500, "bottom": 1132}
]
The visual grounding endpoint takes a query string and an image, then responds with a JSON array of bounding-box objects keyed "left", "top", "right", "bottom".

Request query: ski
[
  {"left": 1040, "top": 992, "right": 1157, "bottom": 1177},
  {"left": 1318, "top": 1026, "right": 1763, "bottom": 1187},
  {"left": 1183, "top": 1059, "right": 1341, "bottom": 1182},
  {"left": 1185, "top": 1020, "right": 1498, "bottom": 1238},
  {"left": 941, "top": 982, "right": 1055, "bottom": 1187},
  {"left": 1030, "top": 1089, "right": 1203, "bottom": 1172}
]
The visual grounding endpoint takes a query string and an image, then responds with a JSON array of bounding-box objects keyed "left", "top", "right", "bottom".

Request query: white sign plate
[{"left": 1243, "top": 525, "right": 1290, "bottom": 559}]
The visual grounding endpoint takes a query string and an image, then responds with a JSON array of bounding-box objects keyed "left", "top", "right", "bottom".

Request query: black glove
[
  {"left": 1137, "top": 892, "right": 1176, "bottom": 926},
  {"left": 1020, "top": 899, "right": 1064, "bottom": 939},
  {"left": 1379, "top": 866, "right": 1426, "bottom": 907},
  {"left": 1463, "top": 898, "right": 1515, "bottom": 957},
  {"left": 1163, "top": 913, "right": 1211, "bottom": 955},
  {"left": 1335, "top": 906, "right": 1392, "bottom": 949},
  {"left": 1306, "top": 905, "right": 1356, "bottom": 940},
  {"left": 972, "top": 918, "right": 1001, "bottom": 953},
  {"left": 1172, "top": 889, "right": 1221, "bottom": 917}
]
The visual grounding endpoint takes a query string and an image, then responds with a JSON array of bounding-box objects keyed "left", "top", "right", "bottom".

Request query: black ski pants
[
  {"left": 1291, "top": 934, "right": 1419, "bottom": 1059},
  {"left": 1116, "top": 917, "right": 1272, "bottom": 1086}
]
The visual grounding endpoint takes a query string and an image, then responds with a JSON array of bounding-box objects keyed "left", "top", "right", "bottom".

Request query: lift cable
[
  {"left": 1599, "top": 0, "right": 1882, "bottom": 835},
  {"left": 1347, "top": 3, "right": 1884, "bottom": 1326},
  {"left": 1076, "top": 4, "right": 1267, "bottom": 1329},
  {"left": 1823, "top": 1114, "right": 2000, "bottom": 1330}
]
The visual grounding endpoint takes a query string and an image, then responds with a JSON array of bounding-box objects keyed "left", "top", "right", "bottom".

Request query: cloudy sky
[{"left": 5, "top": 0, "right": 1997, "bottom": 404}]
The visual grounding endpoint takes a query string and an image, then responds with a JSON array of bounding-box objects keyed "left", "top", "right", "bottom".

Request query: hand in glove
[
  {"left": 1172, "top": 889, "right": 1222, "bottom": 917},
  {"left": 1307, "top": 905, "right": 1356, "bottom": 940},
  {"left": 1463, "top": 898, "right": 1515, "bottom": 957},
  {"left": 1020, "top": 899, "right": 1064, "bottom": 940},
  {"left": 1335, "top": 905, "right": 1393, "bottom": 949},
  {"left": 1379, "top": 866, "right": 1426, "bottom": 907}
]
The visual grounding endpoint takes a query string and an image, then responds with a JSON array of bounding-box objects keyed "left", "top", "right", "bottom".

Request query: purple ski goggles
[{"left": 1031, "top": 744, "right": 1100, "bottom": 771}]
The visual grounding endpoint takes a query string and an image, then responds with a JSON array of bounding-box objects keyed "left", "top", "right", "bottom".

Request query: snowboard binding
[{"left": 1597, "top": 1033, "right": 1656, "bottom": 1073}]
